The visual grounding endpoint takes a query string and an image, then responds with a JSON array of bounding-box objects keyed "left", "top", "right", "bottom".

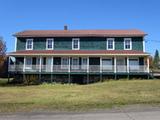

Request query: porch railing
[{"left": 8, "top": 65, "right": 149, "bottom": 73}]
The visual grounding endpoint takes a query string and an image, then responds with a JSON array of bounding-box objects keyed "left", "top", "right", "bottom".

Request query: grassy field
[{"left": 0, "top": 79, "right": 160, "bottom": 112}]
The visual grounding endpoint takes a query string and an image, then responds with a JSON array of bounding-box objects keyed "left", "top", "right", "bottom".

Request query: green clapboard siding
[
  {"left": 16, "top": 37, "right": 143, "bottom": 51},
  {"left": 80, "top": 37, "right": 106, "bottom": 50},
  {"left": 115, "top": 37, "right": 124, "bottom": 50},
  {"left": 132, "top": 37, "right": 143, "bottom": 51},
  {"left": 54, "top": 38, "right": 72, "bottom": 50},
  {"left": 16, "top": 38, "right": 26, "bottom": 50},
  {"left": 33, "top": 38, "right": 46, "bottom": 50}
]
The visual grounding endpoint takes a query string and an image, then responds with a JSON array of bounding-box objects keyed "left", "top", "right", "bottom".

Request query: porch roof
[{"left": 8, "top": 50, "right": 149, "bottom": 56}]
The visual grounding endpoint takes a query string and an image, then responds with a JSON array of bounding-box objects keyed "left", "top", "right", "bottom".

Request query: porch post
[
  {"left": 127, "top": 57, "right": 129, "bottom": 73},
  {"left": 23, "top": 57, "right": 26, "bottom": 72},
  {"left": 114, "top": 57, "right": 117, "bottom": 73},
  {"left": 51, "top": 57, "right": 53, "bottom": 72},
  {"left": 147, "top": 57, "right": 150, "bottom": 73},
  {"left": 39, "top": 56, "right": 42, "bottom": 72},
  {"left": 68, "top": 57, "right": 70, "bottom": 73},
  {"left": 100, "top": 57, "right": 102, "bottom": 73},
  {"left": 87, "top": 57, "right": 89, "bottom": 73},
  {"left": 68, "top": 57, "right": 71, "bottom": 83}
]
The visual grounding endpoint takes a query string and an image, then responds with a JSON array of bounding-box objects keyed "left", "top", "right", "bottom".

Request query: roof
[
  {"left": 14, "top": 30, "right": 147, "bottom": 37},
  {"left": 8, "top": 50, "right": 149, "bottom": 56}
]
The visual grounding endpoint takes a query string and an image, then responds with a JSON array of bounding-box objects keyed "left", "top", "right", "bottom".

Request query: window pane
[
  {"left": 26, "top": 39, "right": 33, "bottom": 49},
  {"left": 73, "top": 39, "right": 79, "bottom": 49},
  {"left": 47, "top": 39, "right": 53, "bottom": 49},
  {"left": 108, "top": 40, "right": 113, "bottom": 49},
  {"left": 125, "top": 40, "right": 131, "bottom": 49},
  {"left": 26, "top": 58, "right": 32, "bottom": 65}
]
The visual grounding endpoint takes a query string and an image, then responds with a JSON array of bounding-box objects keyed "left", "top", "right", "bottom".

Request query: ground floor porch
[
  {"left": 8, "top": 55, "right": 150, "bottom": 84},
  {"left": 8, "top": 56, "right": 149, "bottom": 74}
]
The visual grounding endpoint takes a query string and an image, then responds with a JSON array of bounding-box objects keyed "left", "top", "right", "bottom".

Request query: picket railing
[{"left": 8, "top": 65, "right": 149, "bottom": 73}]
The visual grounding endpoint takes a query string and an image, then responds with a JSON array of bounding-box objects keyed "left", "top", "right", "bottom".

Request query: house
[{"left": 8, "top": 28, "right": 150, "bottom": 84}]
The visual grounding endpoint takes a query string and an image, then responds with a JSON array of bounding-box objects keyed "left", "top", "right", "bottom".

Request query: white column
[
  {"left": 114, "top": 57, "right": 117, "bottom": 73},
  {"left": 127, "top": 57, "right": 129, "bottom": 73},
  {"left": 68, "top": 57, "right": 70, "bottom": 73},
  {"left": 23, "top": 57, "right": 26, "bottom": 72},
  {"left": 39, "top": 56, "right": 42, "bottom": 72},
  {"left": 51, "top": 57, "right": 53, "bottom": 72},
  {"left": 100, "top": 57, "right": 102, "bottom": 73},
  {"left": 87, "top": 57, "right": 89, "bottom": 73},
  {"left": 147, "top": 57, "right": 150, "bottom": 73}
]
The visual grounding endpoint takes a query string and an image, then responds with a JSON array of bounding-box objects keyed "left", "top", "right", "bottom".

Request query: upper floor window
[
  {"left": 107, "top": 38, "right": 115, "bottom": 50},
  {"left": 46, "top": 38, "right": 54, "bottom": 50},
  {"left": 124, "top": 38, "right": 132, "bottom": 50},
  {"left": 26, "top": 39, "right": 33, "bottom": 50},
  {"left": 72, "top": 38, "right": 80, "bottom": 50}
]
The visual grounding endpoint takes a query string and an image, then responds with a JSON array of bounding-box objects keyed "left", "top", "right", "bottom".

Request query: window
[
  {"left": 72, "top": 58, "right": 79, "bottom": 69},
  {"left": 107, "top": 38, "right": 114, "bottom": 50},
  {"left": 102, "top": 59, "right": 112, "bottom": 70},
  {"left": 81, "top": 58, "right": 88, "bottom": 69},
  {"left": 72, "top": 38, "right": 80, "bottom": 50},
  {"left": 46, "top": 38, "right": 54, "bottom": 50},
  {"left": 61, "top": 57, "right": 69, "bottom": 69},
  {"left": 129, "top": 59, "right": 139, "bottom": 71},
  {"left": 26, "top": 39, "right": 33, "bottom": 50},
  {"left": 124, "top": 38, "right": 132, "bottom": 50},
  {"left": 26, "top": 58, "right": 32, "bottom": 65}
]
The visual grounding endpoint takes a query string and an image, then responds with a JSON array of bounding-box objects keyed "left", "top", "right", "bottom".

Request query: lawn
[{"left": 0, "top": 79, "right": 160, "bottom": 112}]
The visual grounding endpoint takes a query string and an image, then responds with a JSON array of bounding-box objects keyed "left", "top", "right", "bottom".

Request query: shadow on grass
[{"left": 0, "top": 78, "right": 32, "bottom": 87}]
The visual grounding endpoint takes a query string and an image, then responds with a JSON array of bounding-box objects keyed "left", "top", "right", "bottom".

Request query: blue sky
[{"left": 0, "top": 0, "right": 160, "bottom": 55}]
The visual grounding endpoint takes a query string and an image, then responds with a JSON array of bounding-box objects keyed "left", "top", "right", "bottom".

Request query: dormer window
[
  {"left": 107, "top": 38, "right": 115, "bottom": 50},
  {"left": 46, "top": 38, "right": 54, "bottom": 50},
  {"left": 124, "top": 38, "right": 132, "bottom": 50},
  {"left": 26, "top": 39, "right": 33, "bottom": 50},
  {"left": 72, "top": 38, "right": 80, "bottom": 50}
]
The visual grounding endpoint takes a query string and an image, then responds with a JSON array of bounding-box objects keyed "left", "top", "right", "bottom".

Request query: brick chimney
[{"left": 64, "top": 25, "right": 68, "bottom": 30}]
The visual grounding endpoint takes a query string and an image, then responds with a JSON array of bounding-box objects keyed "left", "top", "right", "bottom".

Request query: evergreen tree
[{"left": 153, "top": 50, "right": 160, "bottom": 69}]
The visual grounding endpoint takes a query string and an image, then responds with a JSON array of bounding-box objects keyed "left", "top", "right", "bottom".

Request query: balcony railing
[{"left": 8, "top": 65, "right": 149, "bottom": 73}]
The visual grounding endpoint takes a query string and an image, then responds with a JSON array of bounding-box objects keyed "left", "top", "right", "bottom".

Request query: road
[{"left": 0, "top": 107, "right": 160, "bottom": 120}]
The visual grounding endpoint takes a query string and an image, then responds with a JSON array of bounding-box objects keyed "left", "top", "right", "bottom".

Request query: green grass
[{"left": 0, "top": 79, "right": 160, "bottom": 112}]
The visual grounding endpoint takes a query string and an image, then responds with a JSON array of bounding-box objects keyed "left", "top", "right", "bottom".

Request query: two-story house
[{"left": 8, "top": 29, "right": 150, "bottom": 84}]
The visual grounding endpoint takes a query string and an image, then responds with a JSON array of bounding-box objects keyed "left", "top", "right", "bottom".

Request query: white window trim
[
  {"left": 46, "top": 38, "right": 54, "bottom": 50},
  {"left": 26, "top": 39, "right": 33, "bottom": 50},
  {"left": 72, "top": 38, "right": 80, "bottom": 50},
  {"left": 71, "top": 57, "right": 79, "bottom": 69},
  {"left": 106, "top": 38, "right": 115, "bottom": 50},
  {"left": 124, "top": 38, "right": 132, "bottom": 50},
  {"left": 61, "top": 57, "right": 69, "bottom": 69},
  {"left": 26, "top": 57, "right": 32, "bottom": 65},
  {"left": 81, "top": 57, "right": 88, "bottom": 69},
  {"left": 143, "top": 37, "right": 145, "bottom": 52},
  {"left": 14, "top": 37, "right": 17, "bottom": 51},
  {"left": 129, "top": 58, "right": 139, "bottom": 65}
]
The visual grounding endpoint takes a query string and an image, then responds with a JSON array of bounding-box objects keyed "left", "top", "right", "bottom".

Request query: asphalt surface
[{"left": 0, "top": 106, "right": 160, "bottom": 120}]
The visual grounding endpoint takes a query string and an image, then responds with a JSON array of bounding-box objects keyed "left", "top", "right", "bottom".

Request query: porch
[{"left": 8, "top": 56, "right": 150, "bottom": 74}]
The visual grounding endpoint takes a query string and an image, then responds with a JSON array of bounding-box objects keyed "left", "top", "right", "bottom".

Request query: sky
[{"left": 0, "top": 0, "right": 160, "bottom": 55}]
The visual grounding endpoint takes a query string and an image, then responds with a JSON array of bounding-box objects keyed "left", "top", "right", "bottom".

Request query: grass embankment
[{"left": 0, "top": 79, "right": 160, "bottom": 112}]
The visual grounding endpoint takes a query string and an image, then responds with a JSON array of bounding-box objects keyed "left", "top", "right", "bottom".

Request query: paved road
[{"left": 1, "top": 109, "right": 160, "bottom": 120}]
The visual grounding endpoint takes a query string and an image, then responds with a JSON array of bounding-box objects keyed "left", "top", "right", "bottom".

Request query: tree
[
  {"left": 0, "top": 37, "right": 7, "bottom": 75},
  {"left": 153, "top": 50, "right": 160, "bottom": 69}
]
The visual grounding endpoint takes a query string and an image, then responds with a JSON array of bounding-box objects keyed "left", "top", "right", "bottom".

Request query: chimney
[{"left": 64, "top": 25, "right": 68, "bottom": 30}]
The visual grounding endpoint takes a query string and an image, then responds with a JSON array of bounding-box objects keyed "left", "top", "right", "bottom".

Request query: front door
[{"left": 116, "top": 58, "right": 126, "bottom": 72}]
